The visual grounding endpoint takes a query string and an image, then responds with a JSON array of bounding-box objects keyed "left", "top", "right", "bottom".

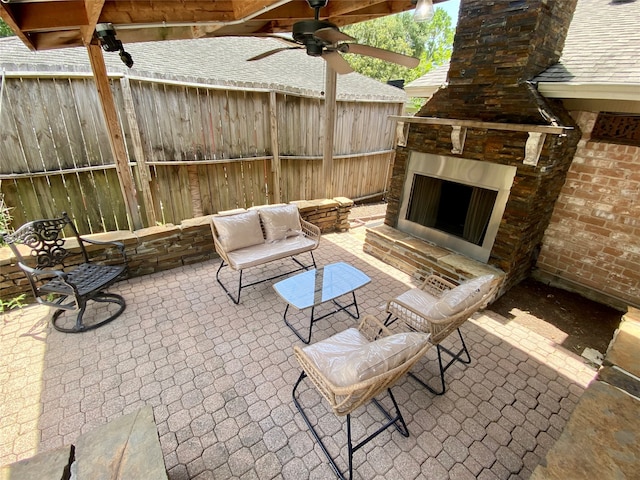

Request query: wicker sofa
[{"left": 210, "top": 204, "right": 321, "bottom": 304}]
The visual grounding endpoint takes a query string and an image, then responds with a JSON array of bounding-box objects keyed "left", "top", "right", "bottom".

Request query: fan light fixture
[{"left": 414, "top": 0, "right": 435, "bottom": 22}]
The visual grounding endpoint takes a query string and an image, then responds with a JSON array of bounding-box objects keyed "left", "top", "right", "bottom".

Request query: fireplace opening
[
  {"left": 406, "top": 175, "right": 498, "bottom": 246},
  {"left": 398, "top": 152, "right": 517, "bottom": 262}
]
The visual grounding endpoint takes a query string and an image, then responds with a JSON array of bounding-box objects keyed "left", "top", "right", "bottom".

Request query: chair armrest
[
  {"left": 300, "top": 217, "right": 321, "bottom": 244},
  {"left": 420, "top": 274, "right": 456, "bottom": 298},
  {"left": 19, "top": 262, "right": 69, "bottom": 280},
  {"left": 358, "top": 314, "right": 392, "bottom": 342},
  {"left": 210, "top": 219, "right": 232, "bottom": 265},
  {"left": 79, "top": 236, "right": 127, "bottom": 263}
]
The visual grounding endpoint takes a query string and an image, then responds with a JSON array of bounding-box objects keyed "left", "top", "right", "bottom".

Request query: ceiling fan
[{"left": 246, "top": 0, "right": 420, "bottom": 74}]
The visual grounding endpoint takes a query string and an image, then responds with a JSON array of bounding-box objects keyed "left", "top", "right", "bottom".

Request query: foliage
[
  {"left": 341, "top": 10, "right": 454, "bottom": 85},
  {"left": 0, "top": 294, "right": 26, "bottom": 313},
  {"left": 0, "top": 193, "right": 13, "bottom": 245},
  {"left": 0, "top": 19, "right": 15, "bottom": 37}
]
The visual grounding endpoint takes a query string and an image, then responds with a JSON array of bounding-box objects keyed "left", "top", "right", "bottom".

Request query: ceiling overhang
[{"left": 0, "top": 0, "right": 418, "bottom": 51}]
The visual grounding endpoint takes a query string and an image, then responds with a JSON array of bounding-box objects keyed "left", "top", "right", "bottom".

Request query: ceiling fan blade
[
  {"left": 344, "top": 44, "right": 420, "bottom": 68},
  {"left": 322, "top": 51, "right": 354, "bottom": 75},
  {"left": 314, "top": 27, "right": 355, "bottom": 44},
  {"left": 223, "top": 34, "right": 300, "bottom": 47},
  {"left": 247, "top": 46, "right": 302, "bottom": 61}
]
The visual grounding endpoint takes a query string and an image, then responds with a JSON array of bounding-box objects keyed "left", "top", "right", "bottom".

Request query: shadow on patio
[{"left": 0, "top": 228, "right": 597, "bottom": 479}]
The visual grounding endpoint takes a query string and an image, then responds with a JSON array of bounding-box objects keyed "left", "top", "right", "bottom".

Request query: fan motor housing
[{"left": 293, "top": 20, "right": 337, "bottom": 43}]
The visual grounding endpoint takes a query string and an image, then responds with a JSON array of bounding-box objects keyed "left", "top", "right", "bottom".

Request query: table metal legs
[{"left": 283, "top": 291, "right": 361, "bottom": 344}]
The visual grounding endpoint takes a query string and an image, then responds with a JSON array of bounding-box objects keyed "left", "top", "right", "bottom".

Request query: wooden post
[
  {"left": 120, "top": 76, "right": 157, "bottom": 226},
  {"left": 323, "top": 65, "right": 337, "bottom": 200},
  {"left": 86, "top": 43, "right": 143, "bottom": 230},
  {"left": 269, "top": 90, "right": 281, "bottom": 203}
]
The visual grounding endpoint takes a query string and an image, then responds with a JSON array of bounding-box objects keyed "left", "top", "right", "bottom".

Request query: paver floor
[{"left": 0, "top": 227, "right": 597, "bottom": 479}]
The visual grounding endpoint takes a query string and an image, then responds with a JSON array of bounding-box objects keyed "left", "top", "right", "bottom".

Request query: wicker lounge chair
[
  {"left": 293, "top": 314, "right": 431, "bottom": 480},
  {"left": 385, "top": 274, "right": 500, "bottom": 395},
  {"left": 2, "top": 212, "right": 127, "bottom": 333}
]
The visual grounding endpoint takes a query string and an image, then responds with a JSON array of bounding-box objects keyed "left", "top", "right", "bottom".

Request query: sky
[{"left": 436, "top": 0, "right": 461, "bottom": 26}]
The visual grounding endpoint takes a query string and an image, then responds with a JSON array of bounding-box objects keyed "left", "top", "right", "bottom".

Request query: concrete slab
[{"left": 530, "top": 380, "right": 640, "bottom": 479}]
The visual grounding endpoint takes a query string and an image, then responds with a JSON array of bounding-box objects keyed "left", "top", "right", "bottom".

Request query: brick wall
[
  {"left": 0, "top": 198, "right": 352, "bottom": 303},
  {"left": 535, "top": 112, "right": 640, "bottom": 310}
]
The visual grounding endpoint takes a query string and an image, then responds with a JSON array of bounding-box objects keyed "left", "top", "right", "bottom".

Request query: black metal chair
[{"left": 2, "top": 212, "right": 127, "bottom": 333}]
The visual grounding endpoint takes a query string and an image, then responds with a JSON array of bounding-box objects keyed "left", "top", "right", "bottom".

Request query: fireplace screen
[
  {"left": 398, "top": 152, "right": 517, "bottom": 262},
  {"left": 406, "top": 175, "right": 498, "bottom": 246}
]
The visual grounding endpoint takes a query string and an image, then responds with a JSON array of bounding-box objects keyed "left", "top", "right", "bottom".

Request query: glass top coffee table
[{"left": 273, "top": 262, "right": 371, "bottom": 344}]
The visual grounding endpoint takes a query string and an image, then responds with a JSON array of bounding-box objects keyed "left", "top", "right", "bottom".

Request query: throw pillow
[{"left": 212, "top": 210, "right": 264, "bottom": 253}]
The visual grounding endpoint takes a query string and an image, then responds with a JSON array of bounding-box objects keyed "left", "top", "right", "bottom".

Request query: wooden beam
[
  {"left": 100, "top": 0, "right": 237, "bottom": 25},
  {"left": 81, "top": 0, "right": 106, "bottom": 45},
  {"left": 232, "top": 0, "right": 284, "bottom": 19},
  {"left": 86, "top": 43, "right": 143, "bottom": 230},
  {"left": 10, "top": 1, "right": 87, "bottom": 32},
  {"left": 0, "top": 4, "right": 36, "bottom": 50},
  {"left": 269, "top": 91, "right": 281, "bottom": 203},
  {"left": 120, "top": 76, "right": 157, "bottom": 227},
  {"left": 323, "top": 64, "right": 337, "bottom": 200}
]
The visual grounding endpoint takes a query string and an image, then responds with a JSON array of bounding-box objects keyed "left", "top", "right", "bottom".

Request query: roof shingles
[{"left": 0, "top": 36, "right": 406, "bottom": 102}]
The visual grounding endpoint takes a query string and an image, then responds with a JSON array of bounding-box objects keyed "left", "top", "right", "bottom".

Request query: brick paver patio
[{"left": 0, "top": 226, "right": 597, "bottom": 479}]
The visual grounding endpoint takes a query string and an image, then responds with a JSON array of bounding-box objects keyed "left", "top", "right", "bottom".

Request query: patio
[{"left": 0, "top": 222, "right": 597, "bottom": 480}]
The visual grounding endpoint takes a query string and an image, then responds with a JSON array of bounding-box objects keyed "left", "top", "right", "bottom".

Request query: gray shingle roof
[
  {"left": 0, "top": 36, "right": 406, "bottom": 102},
  {"left": 534, "top": 0, "right": 640, "bottom": 84},
  {"left": 406, "top": 0, "right": 640, "bottom": 96}
]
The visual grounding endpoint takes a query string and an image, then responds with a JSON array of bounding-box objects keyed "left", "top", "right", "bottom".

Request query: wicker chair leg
[
  {"left": 293, "top": 371, "right": 410, "bottom": 480},
  {"left": 409, "top": 328, "right": 471, "bottom": 395}
]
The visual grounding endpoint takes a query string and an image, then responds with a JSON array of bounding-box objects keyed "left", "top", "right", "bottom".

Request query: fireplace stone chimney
[
  {"left": 383, "top": 0, "right": 583, "bottom": 289},
  {"left": 421, "top": 0, "right": 578, "bottom": 123}
]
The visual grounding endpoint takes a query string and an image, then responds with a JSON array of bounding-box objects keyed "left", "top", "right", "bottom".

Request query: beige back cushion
[
  {"left": 303, "top": 329, "right": 430, "bottom": 387},
  {"left": 212, "top": 210, "right": 264, "bottom": 252},
  {"left": 258, "top": 204, "right": 302, "bottom": 242},
  {"left": 425, "top": 274, "right": 495, "bottom": 320}
]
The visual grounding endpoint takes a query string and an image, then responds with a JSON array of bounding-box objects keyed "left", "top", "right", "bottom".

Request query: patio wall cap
[
  {"left": 134, "top": 224, "right": 181, "bottom": 242},
  {"left": 181, "top": 216, "right": 215, "bottom": 229},
  {"left": 291, "top": 199, "right": 340, "bottom": 211},
  {"left": 333, "top": 197, "right": 354, "bottom": 207}
]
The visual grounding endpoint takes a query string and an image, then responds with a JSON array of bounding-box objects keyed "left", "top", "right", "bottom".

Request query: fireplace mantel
[{"left": 390, "top": 115, "right": 573, "bottom": 166}]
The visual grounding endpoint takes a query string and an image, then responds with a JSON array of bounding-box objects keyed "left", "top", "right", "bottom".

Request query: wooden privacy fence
[{"left": 0, "top": 71, "right": 403, "bottom": 235}]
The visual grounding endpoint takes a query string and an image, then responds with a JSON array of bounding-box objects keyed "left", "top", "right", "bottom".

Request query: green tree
[
  {"left": 341, "top": 10, "right": 454, "bottom": 85},
  {"left": 0, "top": 18, "right": 15, "bottom": 37}
]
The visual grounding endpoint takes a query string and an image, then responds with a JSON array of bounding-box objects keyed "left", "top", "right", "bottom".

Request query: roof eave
[
  {"left": 404, "top": 84, "right": 443, "bottom": 99},
  {"left": 537, "top": 82, "right": 640, "bottom": 102}
]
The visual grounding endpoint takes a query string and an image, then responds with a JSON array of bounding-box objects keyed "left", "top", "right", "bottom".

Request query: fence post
[
  {"left": 86, "top": 44, "right": 143, "bottom": 230},
  {"left": 269, "top": 91, "right": 281, "bottom": 203},
  {"left": 120, "top": 76, "right": 157, "bottom": 226},
  {"left": 323, "top": 65, "right": 337, "bottom": 199}
]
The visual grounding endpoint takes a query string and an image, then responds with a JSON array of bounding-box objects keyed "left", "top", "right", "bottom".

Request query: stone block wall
[
  {"left": 384, "top": 0, "right": 582, "bottom": 292},
  {"left": 364, "top": 225, "right": 505, "bottom": 288},
  {"left": 535, "top": 112, "right": 640, "bottom": 310},
  {"left": 0, "top": 198, "right": 352, "bottom": 303}
]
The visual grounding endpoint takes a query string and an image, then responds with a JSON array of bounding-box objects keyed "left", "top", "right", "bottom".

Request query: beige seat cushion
[
  {"left": 425, "top": 274, "right": 495, "bottom": 319},
  {"left": 212, "top": 210, "right": 264, "bottom": 253},
  {"left": 303, "top": 328, "right": 430, "bottom": 387},
  {"left": 258, "top": 204, "right": 303, "bottom": 242}
]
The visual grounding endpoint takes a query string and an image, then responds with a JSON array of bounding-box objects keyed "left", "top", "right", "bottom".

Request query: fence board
[{"left": 2, "top": 73, "right": 403, "bottom": 233}]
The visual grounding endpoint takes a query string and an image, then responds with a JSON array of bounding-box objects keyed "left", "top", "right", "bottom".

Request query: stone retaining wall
[{"left": 0, "top": 198, "right": 353, "bottom": 303}]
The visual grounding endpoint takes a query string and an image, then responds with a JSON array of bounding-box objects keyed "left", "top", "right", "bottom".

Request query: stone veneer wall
[
  {"left": 535, "top": 112, "right": 640, "bottom": 310},
  {"left": 0, "top": 198, "right": 352, "bottom": 302},
  {"left": 382, "top": 0, "right": 582, "bottom": 291}
]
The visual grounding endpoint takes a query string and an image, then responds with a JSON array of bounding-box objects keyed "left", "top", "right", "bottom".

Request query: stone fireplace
[{"left": 365, "top": 0, "right": 583, "bottom": 291}]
